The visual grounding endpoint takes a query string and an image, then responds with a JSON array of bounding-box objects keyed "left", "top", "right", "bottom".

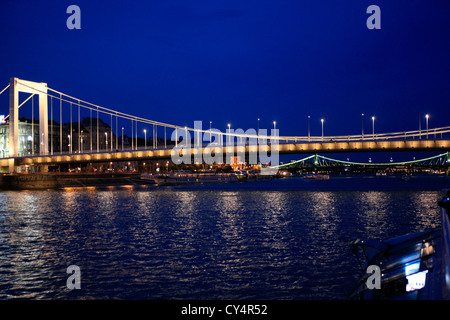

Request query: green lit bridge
[
  {"left": 272, "top": 152, "right": 450, "bottom": 171},
  {"left": 0, "top": 77, "right": 449, "bottom": 173}
]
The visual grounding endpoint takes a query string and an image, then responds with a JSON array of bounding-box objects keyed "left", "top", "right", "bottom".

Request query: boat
[
  {"left": 400, "top": 173, "right": 412, "bottom": 181},
  {"left": 235, "top": 170, "right": 248, "bottom": 181},
  {"left": 141, "top": 171, "right": 238, "bottom": 186},
  {"left": 348, "top": 190, "right": 450, "bottom": 300},
  {"left": 303, "top": 174, "right": 330, "bottom": 180},
  {"left": 140, "top": 173, "right": 158, "bottom": 184}
]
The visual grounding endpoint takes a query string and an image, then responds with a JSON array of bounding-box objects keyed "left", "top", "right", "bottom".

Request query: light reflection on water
[{"left": 0, "top": 179, "right": 444, "bottom": 300}]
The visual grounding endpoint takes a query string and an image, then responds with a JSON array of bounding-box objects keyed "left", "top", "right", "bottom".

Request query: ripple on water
[{"left": 0, "top": 181, "right": 443, "bottom": 299}]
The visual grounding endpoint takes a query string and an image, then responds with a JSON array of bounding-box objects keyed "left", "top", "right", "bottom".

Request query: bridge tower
[{"left": 9, "top": 78, "right": 48, "bottom": 159}]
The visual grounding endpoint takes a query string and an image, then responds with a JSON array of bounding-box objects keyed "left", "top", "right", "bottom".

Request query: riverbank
[
  {"left": 0, "top": 172, "right": 448, "bottom": 191},
  {"left": 0, "top": 171, "right": 275, "bottom": 190},
  {"left": 0, "top": 173, "right": 144, "bottom": 190}
]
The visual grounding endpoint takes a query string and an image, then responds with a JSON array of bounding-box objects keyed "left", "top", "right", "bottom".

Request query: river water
[{"left": 0, "top": 175, "right": 448, "bottom": 300}]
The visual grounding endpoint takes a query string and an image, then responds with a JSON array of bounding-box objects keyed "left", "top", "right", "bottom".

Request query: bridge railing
[
  {"left": 1, "top": 125, "right": 450, "bottom": 160},
  {"left": 277, "top": 126, "right": 450, "bottom": 144}
]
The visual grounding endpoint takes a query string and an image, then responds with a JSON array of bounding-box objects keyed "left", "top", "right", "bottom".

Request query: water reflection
[
  {"left": 308, "top": 191, "right": 337, "bottom": 231},
  {"left": 410, "top": 191, "right": 441, "bottom": 231},
  {"left": 260, "top": 192, "right": 290, "bottom": 251},
  {"left": 0, "top": 192, "right": 55, "bottom": 299},
  {"left": 0, "top": 183, "right": 444, "bottom": 300},
  {"left": 215, "top": 191, "right": 246, "bottom": 278},
  {"left": 356, "top": 191, "right": 390, "bottom": 238},
  {"left": 216, "top": 192, "right": 242, "bottom": 243},
  {"left": 172, "top": 191, "right": 200, "bottom": 235},
  {"left": 301, "top": 192, "right": 339, "bottom": 274}
]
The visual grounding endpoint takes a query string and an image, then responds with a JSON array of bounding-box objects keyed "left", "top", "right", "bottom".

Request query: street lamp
[
  {"left": 105, "top": 132, "right": 108, "bottom": 150},
  {"left": 321, "top": 118, "right": 324, "bottom": 141},
  {"left": 371, "top": 116, "right": 375, "bottom": 139},
  {"left": 210, "top": 121, "right": 212, "bottom": 143},
  {"left": 227, "top": 123, "right": 231, "bottom": 145},
  {"left": 425, "top": 114, "right": 429, "bottom": 139},
  {"left": 68, "top": 134, "right": 71, "bottom": 153},
  {"left": 41, "top": 133, "right": 44, "bottom": 154},
  {"left": 308, "top": 116, "right": 310, "bottom": 141},
  {"left": 121, "top": 127, "right": 124, "bottom": 150},
  {"left": 257, "top": 117, "right": 260, "bottom": 137},
  {"left": 361, "top": 113, "right": 364, "bottom": 138},
  {"left": 273, "top": 121, "right": 277, "bottom": 145},
  {"left": 144, "top": 129, "right": 147, "bottom": 149}
]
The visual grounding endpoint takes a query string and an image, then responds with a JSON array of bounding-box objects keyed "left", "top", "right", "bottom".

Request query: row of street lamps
[
  {"left": 214, "top": 114, "right": 433, "bottom": 143},
  {"left": 310, "top": 113, "right": 431, "bottom": 140},
  {"left": 226, "top": 113, "right": 432, "bottom": 141},
  {"left": 80, "top": 113, "right": 432, "bottom": 153},
  {"left": 134, "top": 113, "right": 432, "bottom": 148}
]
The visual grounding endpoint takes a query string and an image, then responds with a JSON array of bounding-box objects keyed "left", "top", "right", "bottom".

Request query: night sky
[{"left": 1, "top": 0, "right": 450, "bottom": 142}]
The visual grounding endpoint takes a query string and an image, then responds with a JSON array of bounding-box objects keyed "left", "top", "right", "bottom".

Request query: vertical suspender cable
[
  {"left": 70, "top": 103, "right": 72, "bottom": 153},
  {"left": 31, "top": 95, "right": 34, "bottom": 155},
  {"left": 110, "top": 114, "right": 113, "bottom": 151},
  {"left": 90, "top": 109, "right": 92, "bottom": 152},
  {"left": 96, "top": 108, "right": 99, "bottom": 152},
  {"left": 50, "top": 96, "right": 53, "bottom": 155},
  {"left": 60, "top": 94, "right": 62, "bottom": 153},
  {"left": 78, "top": 101, "right": 80, "bottom": 152}
]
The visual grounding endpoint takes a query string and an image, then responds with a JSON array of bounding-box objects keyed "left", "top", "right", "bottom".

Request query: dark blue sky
[{"left": 1, "top": 0, "right": 450, "bottom": 139}]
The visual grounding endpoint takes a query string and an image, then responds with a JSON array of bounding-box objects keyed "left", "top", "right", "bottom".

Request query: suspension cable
[
  {"left": 0, "top": 84, "right": 10, "bottom": 95},
  {"left": 11, "top": 81, "right": 450, "bottom": 142}
]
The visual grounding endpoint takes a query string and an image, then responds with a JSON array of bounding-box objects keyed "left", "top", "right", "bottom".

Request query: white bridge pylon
[{"left": 9, "top": 77, "right": 48, "bottom": 157}]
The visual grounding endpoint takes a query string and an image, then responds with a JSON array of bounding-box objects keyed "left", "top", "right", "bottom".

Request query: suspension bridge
[
  {"left": 0, "top": 77, "right": 449, "bottom": 174},
  {"left": 272, "top": 152, "right": 450, "bottom": 170}
]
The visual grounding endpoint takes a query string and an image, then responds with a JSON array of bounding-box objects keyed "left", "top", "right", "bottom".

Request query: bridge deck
[{"left": 0, "top": 139, "right": 449, "bottom": 167}]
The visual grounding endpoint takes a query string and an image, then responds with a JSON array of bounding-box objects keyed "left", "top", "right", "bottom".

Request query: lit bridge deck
[{"left": 1, "top": 139, "right": 449, "bottom": 167}]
